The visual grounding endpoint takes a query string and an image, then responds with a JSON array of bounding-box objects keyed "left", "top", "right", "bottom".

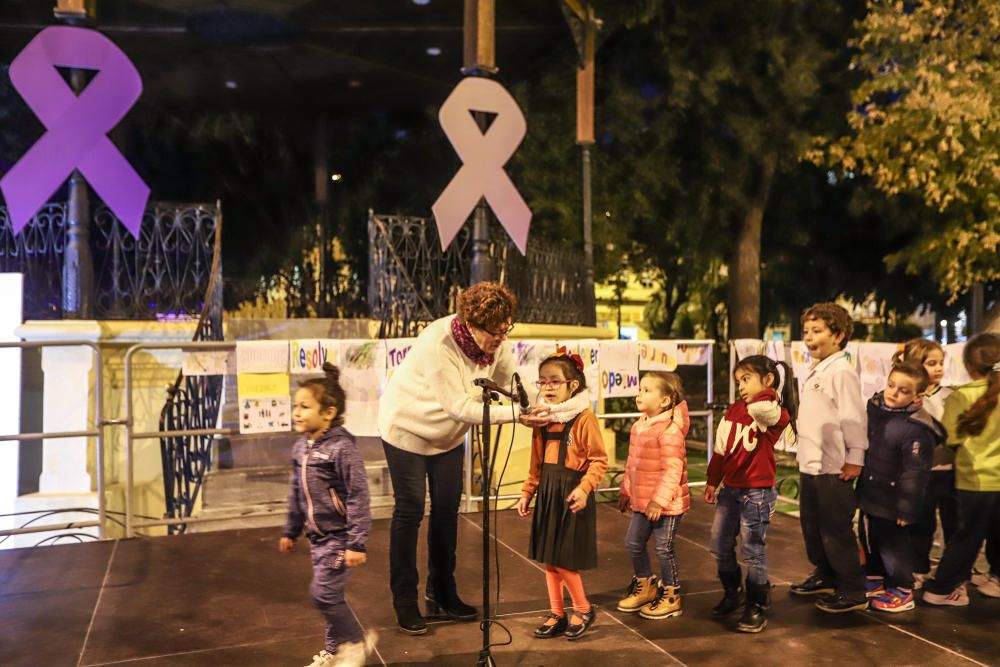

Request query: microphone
[
  {"left": 512, "top": 372, "right": 530, "bottom": 411},
  {"left": 473, "top": 377, "right": 516, "bottom": 400}
]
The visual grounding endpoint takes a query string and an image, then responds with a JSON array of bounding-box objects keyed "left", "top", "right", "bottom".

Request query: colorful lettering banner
[{"left": 599, "top": 341, "right": 640, "bottom": 398}]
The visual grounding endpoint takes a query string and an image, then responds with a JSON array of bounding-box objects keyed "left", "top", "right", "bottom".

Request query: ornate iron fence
[
  {"left": 369, "top": 212, "right": 593, "bottom": 337},
  {"left": 0, "top": 202, "right": 221, "bottom": 320},
  {"left": 157, "top": 210, "right": 225, "bottom": 534}
]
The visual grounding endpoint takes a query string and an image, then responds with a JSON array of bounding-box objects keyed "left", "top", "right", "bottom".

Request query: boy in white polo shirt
[{"left": 789, "top": 302, "right": 869, "bottom": 613}]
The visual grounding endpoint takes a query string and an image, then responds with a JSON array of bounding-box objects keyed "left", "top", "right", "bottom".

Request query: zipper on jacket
[{"left": 301, "top": 440, "right": 322, "bottom": 535}]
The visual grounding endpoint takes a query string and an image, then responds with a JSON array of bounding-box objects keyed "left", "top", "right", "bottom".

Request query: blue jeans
[
  {"left": 624, "top": 511, "right": 682, "bottom": 586},
  {"left": 709, "top": 486, "right": 777, "bottom": 586}
]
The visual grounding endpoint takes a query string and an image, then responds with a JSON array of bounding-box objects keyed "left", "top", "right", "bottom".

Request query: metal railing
[{"left": 0, "top": 340, "right": 106, "bottom": 541}]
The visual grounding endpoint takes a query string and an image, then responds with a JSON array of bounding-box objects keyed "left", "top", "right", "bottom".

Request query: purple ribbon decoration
[
  {"left": 0, "top": 26, "right": 149, "bottom": 237},
  {"left": 432, "top": 77, "right": 532, "bottom": 254}
]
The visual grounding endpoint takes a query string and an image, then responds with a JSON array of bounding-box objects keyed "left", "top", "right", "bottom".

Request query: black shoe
[
  {"left": 737, "top": 580, "right": 771, "bottom": 633},
  {"left": 425, "top": 594, "right": 478, "bottom": 621},
  {"left": 815, "top": 593, "right": 868, "bottom": 613},
  {"left": 712, "top": 570, "right": 745, "bottom": 617},
  {"left": 790, "top": 573, "right": 836, "bottom": 596},
  {"left": 533, "top": 613, "right": 568, "bottom": 639},
  {"left": 564, "top": 607, "right": 596, "bottom": 640},
  {"left": 394, "top": 605, "right": 428, "bottom": 635}
]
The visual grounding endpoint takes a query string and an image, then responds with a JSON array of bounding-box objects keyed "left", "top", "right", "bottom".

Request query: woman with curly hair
[{"left": 378, "top": 281, "right": 527, "bottom": 634}]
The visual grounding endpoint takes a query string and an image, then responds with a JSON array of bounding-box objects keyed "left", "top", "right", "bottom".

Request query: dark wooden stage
[{"left": 2, "top": 501, "right": 997, "bottom": 666}]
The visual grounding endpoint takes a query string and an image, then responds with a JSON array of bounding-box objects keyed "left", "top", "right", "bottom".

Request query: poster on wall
[
  {"left": 289, "top": 339, "right": 340, "bottom": 374},
  {"left": 858, "top": 342, "right": 900, "bottom": 400},
  {"left": 236, "top": 372, "right": 291, "bottom": 434},
  {"left": 599, "top": 340, "right": 640, "bottom": 398},
  {"left": 236, "top": 340, "right": 288, "bottom": 374},
  {"left": 509, "top": 339, "right": 555, "bottom": 402},
  {"left": 557, "top": 339, "right": 601, "bottom": 401},
  {"left": 339, "top": 340, "right": 386, "bottom": 437},
  {"left": 638, "top": 341, "right": 678, "bottom": 371}
]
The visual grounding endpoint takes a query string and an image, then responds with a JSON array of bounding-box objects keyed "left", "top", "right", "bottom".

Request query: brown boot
[
  {"left": 616, "top": 576, "right": 659, "bottom": 613},
  {"left": 639, "top": 584, "right": 682, "bottom": 620}
]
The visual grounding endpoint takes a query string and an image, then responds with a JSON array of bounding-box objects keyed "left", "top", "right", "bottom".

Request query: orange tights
[{"left": 544, "top": 565, "right": 590, "bottom": 623}]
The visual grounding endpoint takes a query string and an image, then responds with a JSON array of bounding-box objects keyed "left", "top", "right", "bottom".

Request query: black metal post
[
  {"left": 61, "top": 68, "right": 94, "bottom": 318},
  {"left": 477, "top": 387, "right": 495, "bottom": 667}
]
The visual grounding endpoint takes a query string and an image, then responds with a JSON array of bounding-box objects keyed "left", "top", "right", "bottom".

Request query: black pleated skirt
[{"left": 529, "top": 463, "right": 598, "bottom": 570}]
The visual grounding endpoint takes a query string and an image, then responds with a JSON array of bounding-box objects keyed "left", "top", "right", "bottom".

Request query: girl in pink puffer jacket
[{"left": 617, "top": 372, "right": 689, "bottom": 620}]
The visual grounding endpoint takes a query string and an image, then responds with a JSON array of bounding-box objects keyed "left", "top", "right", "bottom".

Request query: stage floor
[{"left": 1, "top": 501, "right": 998, "bottom": 667}]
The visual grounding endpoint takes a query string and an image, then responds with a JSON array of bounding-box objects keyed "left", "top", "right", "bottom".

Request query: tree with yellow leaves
[{"left": 810, "top": 0, "right": 999, "bottom": 298}]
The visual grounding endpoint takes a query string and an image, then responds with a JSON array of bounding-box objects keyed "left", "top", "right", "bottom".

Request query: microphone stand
[{"left": 476, "top": 384, "right": 501, "bottom": 667}]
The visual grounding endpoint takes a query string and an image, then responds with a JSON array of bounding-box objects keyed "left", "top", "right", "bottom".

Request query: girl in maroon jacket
[
  {"left": 705, "top": 355, "right": 797, "bottom": 633},
  {"left": 616, "top": 371, "right": 690, "bottom": 620}
]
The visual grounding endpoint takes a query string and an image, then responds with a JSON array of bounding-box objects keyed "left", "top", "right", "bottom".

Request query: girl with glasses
[{"left": 517, "top": 350, "right": 608, "bottom": 641}]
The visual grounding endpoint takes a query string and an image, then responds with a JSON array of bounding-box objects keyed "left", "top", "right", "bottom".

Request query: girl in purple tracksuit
[{"left": 280, "top": 363, "right": 375, "bottom": 667}]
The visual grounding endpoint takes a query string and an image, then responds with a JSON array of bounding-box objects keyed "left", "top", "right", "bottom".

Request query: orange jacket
[
  {"left": 622, "top": 401, "right": 690, "bottom": 516},
  {"left": 521, "top": 409, "right": 609, "bottom": 498}
]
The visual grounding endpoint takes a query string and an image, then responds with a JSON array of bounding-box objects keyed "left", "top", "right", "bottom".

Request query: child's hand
[
  {"left": 617, "top": 492, "right": 631, "bottom": 514},
  {"left": 279, "top": 537, "right": 295, "bottom": 553},
  {"left": 517, "top": 494, "right": 532, "bottom": 517},
  {"left": 839, "top": 463, "right": 862, "bottom": 481},
  {"left": 566, "top": 487, "right": 588, "bottom": 513},
  {"left": 704, "top": 485, "right": 717, "bottom": 505},
  {"left": 345, "top": 549, "right": 367, "bottom": 567},
  {"left": 896, "top": 518, "right": 909, "bottom": 527},
  {"left": 645, "top": 501, "right": 663, "bottom": 521}
]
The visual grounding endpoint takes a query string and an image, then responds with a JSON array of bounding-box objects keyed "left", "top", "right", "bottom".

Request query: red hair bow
[{"left": 555, "top": 345, "right": 585, "bottom": 371}]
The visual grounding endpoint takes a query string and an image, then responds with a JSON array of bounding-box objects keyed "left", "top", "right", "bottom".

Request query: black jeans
[
  {"left": 799, "top": 473, "right": 865, "bottom": 598},
  {"left": 382, "top": 440, "right": 465, "bottom": 608},
  {"left": 909, "top": 469, "right": 959, "bottom": 573},
  {"left": 859, "top": 513, "right": 915, "bottom": 589},
  {"left": 925, "top": 490, "right": 1000, "bottom": 594}
]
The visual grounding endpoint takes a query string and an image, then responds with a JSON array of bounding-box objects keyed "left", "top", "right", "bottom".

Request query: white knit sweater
[{"left": 378, "top": 315, "right": 519, "bottom": 455}]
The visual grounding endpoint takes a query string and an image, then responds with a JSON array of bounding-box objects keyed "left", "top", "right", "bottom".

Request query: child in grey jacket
[{"left": 280, "top": 363, "right": 375, "bottom": 667}]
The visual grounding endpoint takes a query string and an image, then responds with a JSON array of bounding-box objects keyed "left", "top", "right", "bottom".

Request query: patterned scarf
[{"left": 451, "top": 316, "right": 494, "bottom": 367}]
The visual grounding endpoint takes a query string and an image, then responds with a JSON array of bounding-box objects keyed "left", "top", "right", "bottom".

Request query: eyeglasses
[
  {"left": 535, "top": 379, "right": 571, "bottom": 388},
  {"left": 478, "top": 323, "right": 515, "bottom": 338}
]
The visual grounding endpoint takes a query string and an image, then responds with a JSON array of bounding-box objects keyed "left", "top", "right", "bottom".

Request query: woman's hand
[
  {"left": 840, "top": 463, "right": 862, "bottom": 481},
  {"left": 645, "top": 501, "right": 663, "bottom": 521},
  {"left": 345, "top": 549, "right": 367, "bottom": 567},
  {"left": 278, "top": 537, "right": 295, "bottom": 553},
  {"left": 517, "top": 494, "right": 532, "bottom": 517},
  {"left": 519, "top": 405, "right": 553, "bottom": 428},
  {"left": 566, "top": 487, "right": 588, "bottom": 513}
]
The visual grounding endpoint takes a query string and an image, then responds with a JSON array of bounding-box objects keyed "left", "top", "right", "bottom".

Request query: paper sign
[
  {"left": 858, "top": 342, "right": 899, "bottom": 400},
  {"left": 764, "top": 340, "right": 786, "bottom": 362},
  {"left": 790, "top": 342, "right": 813, "bottom": 393},
  {"left": 289, "top": 339, "right": 340, "bottom": 374},
  {"left": 943, "top": 343, "right": 971, "bottom": 386},
  {"left": 510, "top": 339, "right": 556, "bottom": 403},
  {"left": 676, "top": 343, "right": 710, "bottom": 366},
  {"left": 599, "top": 340, "right": 640, "bottom": 398},
  {"left": 340, "top": 340, "right": 386, "bottom": 437},
  {"left": 182, "top": 350, "right": 231, "bottom": 376},
  {"left": 237, "top": 372, "right": 290, "bottom": 398},
  {"left": 239, "top": 396, "right": 291, "bottom": 434},
  {"left": 386, "top": 338, "right": 417, "bottom": 375},
  {"left": 733, "top": 339, "right": 765, "bottom": 362},
  {"left": 236, "top": 340, "right": 289, "bottom": 374},
  {"left": 638, "top": 341, "right": 678, "bottom": 371}
]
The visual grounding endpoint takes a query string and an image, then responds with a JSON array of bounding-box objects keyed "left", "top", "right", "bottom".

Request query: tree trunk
[{"left": 729, "top": 153, "right": 777, "bottom": 339}]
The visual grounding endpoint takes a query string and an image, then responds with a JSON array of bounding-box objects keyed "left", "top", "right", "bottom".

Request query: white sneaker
[
  {"left": 305, "top": 650, "right": 338, "bottom": 667},
  {"left": 333, "top": 630, "right": 379, "bottom": 667},
  {"left": 922, "top": 585, "right": 970, "bottom": 607},
  {"left": 976, "top": 574, "right": 1000, "bottom": 598}
]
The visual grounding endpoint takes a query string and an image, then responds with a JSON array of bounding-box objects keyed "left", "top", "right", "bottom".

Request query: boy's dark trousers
[
  {"left": 310, "top": 540, "right": 364, "bottom": 653},
  {"left": 799, "top": 473, "right": 866, "bottom": 598},
  {"left": 926, "top": 490, "right": 1000, "bottom": 594},
  {"left": 909, "top": 469, "right": 959, "bottom": 573},
  {"left": 859, "top": 513, "right": 915, "bottom": 589}
]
